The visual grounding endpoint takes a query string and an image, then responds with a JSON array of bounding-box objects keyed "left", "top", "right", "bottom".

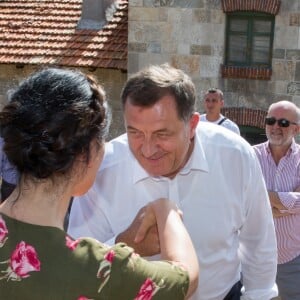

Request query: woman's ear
[{"left": 87, "top": 140, "right": 104, "bottom": 168}]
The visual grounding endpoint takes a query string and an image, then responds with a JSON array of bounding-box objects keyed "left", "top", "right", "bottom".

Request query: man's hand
[
  {"left": 115, "top": 206, "right": 160, "bottom": 256},
  {"left": 134, "top": 199, "right": 183, "bottom": 244},
  {"left": 271, "top": 207, "right": 290, "bottom": 218},
  {"left": 269, "top": 191, "right": 288, "bottom": 218}
]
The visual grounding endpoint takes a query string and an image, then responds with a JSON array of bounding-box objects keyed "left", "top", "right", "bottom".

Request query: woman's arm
[{"left": 135, "top": 198, "right": 199, "bottom": 299}]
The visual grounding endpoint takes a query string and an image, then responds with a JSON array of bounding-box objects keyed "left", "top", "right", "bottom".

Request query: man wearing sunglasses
[
  {"left": 253, "top": 100, "right": 300, "bottom": 300},
  {"left": 200, "top": 88, "right": 240, "bottom": 135}
]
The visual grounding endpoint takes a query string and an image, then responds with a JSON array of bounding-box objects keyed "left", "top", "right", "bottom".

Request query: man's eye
[
  {"left": 157, "top": 132, "right": 169, "bottom": 138},
  {"left": 129, "top": 131, "right": 142, "bottom": 137}
]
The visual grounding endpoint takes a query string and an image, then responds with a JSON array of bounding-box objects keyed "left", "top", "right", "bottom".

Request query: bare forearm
[{"left": 152, "top": 200, "right": 199, "bottom": 299}]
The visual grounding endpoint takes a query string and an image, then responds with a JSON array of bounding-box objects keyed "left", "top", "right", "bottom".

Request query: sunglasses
[{"left": 265, "top": 117, "right": 298, "bottom": 127}]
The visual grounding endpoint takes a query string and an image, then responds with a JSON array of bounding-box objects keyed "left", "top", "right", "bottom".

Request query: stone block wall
[{"left": 128, "top": 0, "right": 300, "bottom": 120}]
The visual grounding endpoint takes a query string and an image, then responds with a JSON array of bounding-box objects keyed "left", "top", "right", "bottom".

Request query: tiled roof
[{"left": 0, "top": 0, "right": 128, "bottom": 70}]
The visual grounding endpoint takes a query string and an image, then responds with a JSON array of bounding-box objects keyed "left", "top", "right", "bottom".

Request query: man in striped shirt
[{"left": 253, "top": 100, "right": 300, "bottom": 300}]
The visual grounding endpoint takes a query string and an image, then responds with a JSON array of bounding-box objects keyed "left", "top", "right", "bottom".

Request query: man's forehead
[
  {"left": 268, "top": 105, "right": 293, "bottom": 116},
  {"left": 204, "top": 93, "right": 222, "bottom": 100}
]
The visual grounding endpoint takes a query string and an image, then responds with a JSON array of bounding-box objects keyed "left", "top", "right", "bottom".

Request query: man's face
[
  {"left": 266, "top": 105, "right": 299, "bottom": 148},
  {"left": 204, "top": 92, "right": 224, "bottom": 115},
  {"left": 124, "top": 94, "right": 199, "bottom": 178}
]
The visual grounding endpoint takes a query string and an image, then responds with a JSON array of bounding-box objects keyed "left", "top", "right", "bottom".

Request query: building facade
[
  {"left": 0, "top": 0, "right": 128, "bottom": 140},
  {"left": 128, "top": 0, "right": 300, "bottom": 143},
  {"left": 0, "top": 0, "right": 299, "bottom": 144}
]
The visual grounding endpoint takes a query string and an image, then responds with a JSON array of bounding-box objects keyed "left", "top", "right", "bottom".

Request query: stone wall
[
  {"left": 128, "top": 0, "right": 300, "bottom": 117},
  {"left": 1, "top": 0, "right": 300, "bottom": 142},
  {"left": 0, "top": 64, "right": 127, "bottom": 140}
]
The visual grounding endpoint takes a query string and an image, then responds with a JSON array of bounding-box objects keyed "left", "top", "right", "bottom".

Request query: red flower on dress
[
  {"left": 134, "top": 278, "right": 161, "bottom": 300},
  {"left": 0, "top": 215, "right": 8, "bottom": 247},
  {"left": 104, "top": 249, "right": 115, "bottom": 263},
  {"left": 65, "top": 236, "right": 80, "bottom": 251},
  {"left": 9, "top": 241, "right": 41, "bottom": 280}
]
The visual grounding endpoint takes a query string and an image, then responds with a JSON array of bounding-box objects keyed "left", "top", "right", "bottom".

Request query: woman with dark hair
[{"left": 0, "top": 68, "right": 198, "bottom": 300}]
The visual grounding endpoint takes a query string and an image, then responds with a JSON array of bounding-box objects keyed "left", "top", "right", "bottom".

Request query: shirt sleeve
[
  {"left": 1, "top": 150, "right": 19, "bottom": 185},
  {"left": 72, "top": 239, "right": 189, "bottom": 300},
  {"left": 239, "top": 151, "right": 278, "bottom": 300},
  {"left": 222, "top": 120, "right": 241, "bottom": 135},
  {"left": 278, "top": 191, "right": 300, "bottom": 214}
]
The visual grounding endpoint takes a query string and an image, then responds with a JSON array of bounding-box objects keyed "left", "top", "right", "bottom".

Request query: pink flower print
[
  {"left": 134, "top": 278, "right": 163, "bottom": 300},
  {"left": 131, "top": 252, "right": 140, "bottom": 259},
  {"left": 97, "top": 249, "right": 115, "bottom": 293},
  {"left": 104, "top": 249, "right": 115, "bottom": 263},
  {"left": 65, "top": 236, "right": 80, "bottom": 251},
  {"left": 0, "top": 216, "right": 8, "bottom": 247},
  {"left": 77, "top": 296, "right": 94, "bottom": 300},
  {"left": 8, "top": 241, "right": 41, "bottom": 280}
]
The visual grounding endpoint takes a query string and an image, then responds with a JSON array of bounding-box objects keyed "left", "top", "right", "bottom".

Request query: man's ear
[
  {"left": 189, "top": 112, "right": 200, "bottom": 137},
  {"left": 295, "top": 124, "right": 300, "bottom": 136}
]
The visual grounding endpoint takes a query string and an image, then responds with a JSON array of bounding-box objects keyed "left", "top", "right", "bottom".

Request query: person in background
[
  {"left": 253, "top": 100, "right": 300, "bottom": 300},
  {"left": 68, "top": 63, "right": 278, "bottom": 300},
  {"left": 0, "top": 137, "right": 18, "bottom": 202},
  {"left": 200, "top": 88, "right": 240, "bottom": 135},
  {"left": 0, "top": 68, "right": 199, "bottom": 300}
]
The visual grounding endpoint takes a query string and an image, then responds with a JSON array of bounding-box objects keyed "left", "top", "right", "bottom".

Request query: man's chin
[
  {"left": 269, "top": 137, "right": 283, "bottom": 146},
  {"left": 143, "top": 167, "right": 169, "bottom": 178},
  {"left": 146, "top": 169, "right": 164, "bottom": 177}
]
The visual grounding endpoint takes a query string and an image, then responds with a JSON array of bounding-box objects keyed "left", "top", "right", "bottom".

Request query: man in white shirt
[
  {"left": 68, "top": 64, "right": 277, "bottom": 300},
  {"left": 200, "top": 88, "right": 240, "bottom": 135}
]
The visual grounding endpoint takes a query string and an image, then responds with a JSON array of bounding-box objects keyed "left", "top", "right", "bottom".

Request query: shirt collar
[
  {"left": 265, "top": 138, "right": 297, "bottom": 156},
  {"left": 132, "top": 127, "right": 209, "bottom": 183}
]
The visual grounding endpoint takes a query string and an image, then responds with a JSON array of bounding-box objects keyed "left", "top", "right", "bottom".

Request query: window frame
[{"left": 224, "top": 12, "right": 275, "bottom": 68}]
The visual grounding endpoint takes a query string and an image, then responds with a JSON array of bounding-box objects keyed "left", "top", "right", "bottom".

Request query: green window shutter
[{"left": 225, "top": 12, "right": 275, "bottom": 68}]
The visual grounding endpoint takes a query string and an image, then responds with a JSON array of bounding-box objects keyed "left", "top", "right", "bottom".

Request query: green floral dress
[{"left": 0, "top": 214, "right": 189, "bottom": 300}]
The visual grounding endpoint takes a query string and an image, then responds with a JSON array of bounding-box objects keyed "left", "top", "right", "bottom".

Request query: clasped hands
[{"left": 115, "top": 198, "right": 182, "bottom": 257}]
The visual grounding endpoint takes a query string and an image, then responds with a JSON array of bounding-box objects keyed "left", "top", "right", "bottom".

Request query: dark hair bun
[{"left": 0, "top": 68, "right": 110, "bottom": 179}]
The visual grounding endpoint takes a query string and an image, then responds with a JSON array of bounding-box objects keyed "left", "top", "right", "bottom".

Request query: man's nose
[{"left": 141, "top": 137, "right": 158, "bottom": 157}]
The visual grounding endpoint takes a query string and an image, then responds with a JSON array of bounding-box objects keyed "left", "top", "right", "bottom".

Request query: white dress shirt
[{"left": 68, "top": 122, "right": 277, "bottom": 300}]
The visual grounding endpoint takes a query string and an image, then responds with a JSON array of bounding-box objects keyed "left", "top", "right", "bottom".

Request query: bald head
[
  {"left": 268, "top": 101, "right": 300, "bottom": 124},
  {"left": 265, "top": 100, "right": 300, "bottom": 149}
]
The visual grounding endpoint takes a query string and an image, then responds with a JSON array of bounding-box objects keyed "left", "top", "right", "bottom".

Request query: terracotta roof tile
[{"left": 0, "top": 0, "right": 128, "bottom": 70}]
